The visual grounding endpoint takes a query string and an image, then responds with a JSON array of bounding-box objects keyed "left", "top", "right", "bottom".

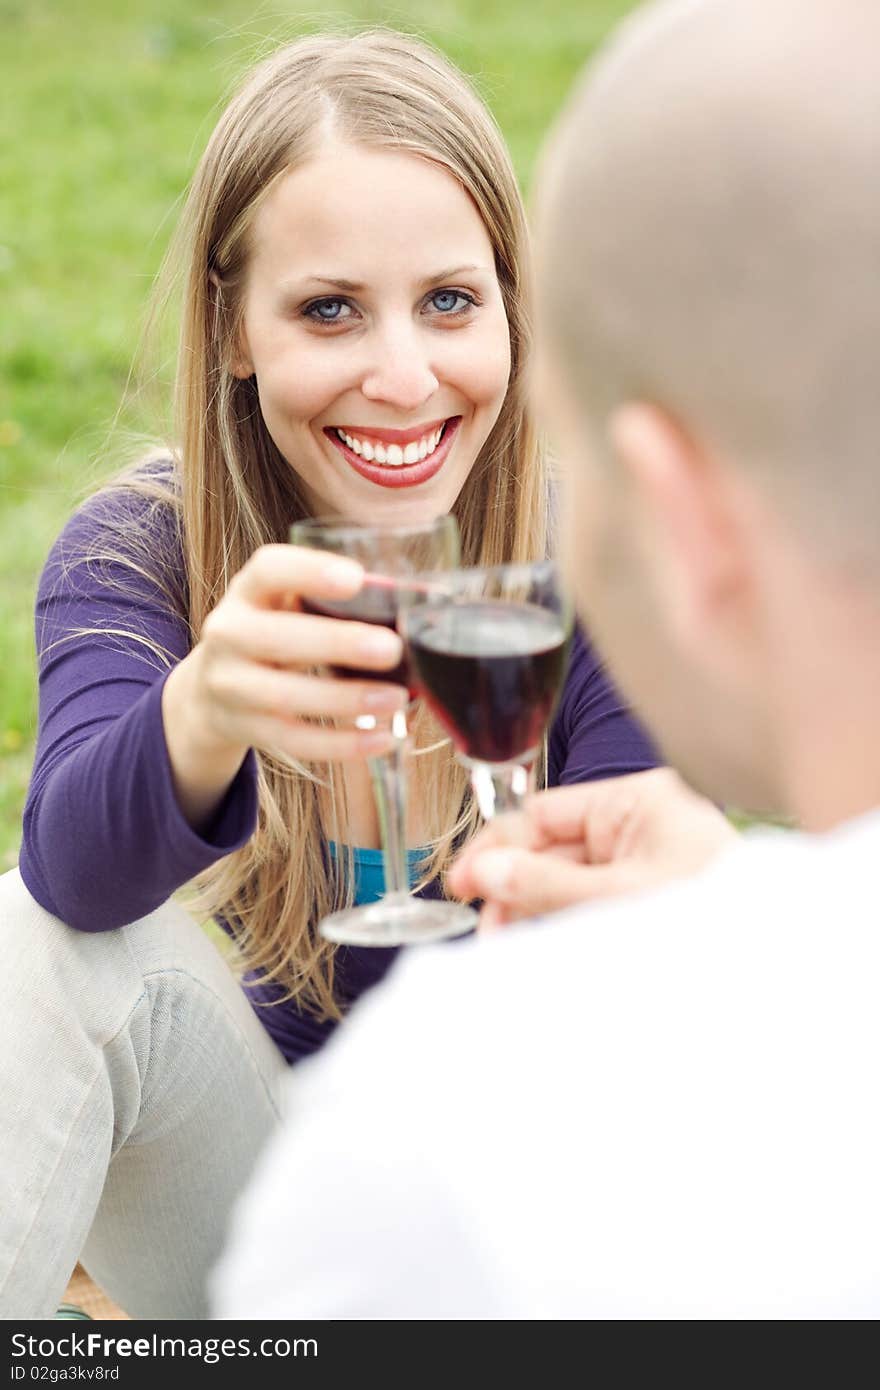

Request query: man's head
[{"left": 537, "top": 0, "right": 880, "bottom": 815}]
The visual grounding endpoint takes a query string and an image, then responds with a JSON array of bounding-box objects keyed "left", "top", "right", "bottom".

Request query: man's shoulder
[{"left": 266, "top": 813, "right": 880, "bottom": 1318}]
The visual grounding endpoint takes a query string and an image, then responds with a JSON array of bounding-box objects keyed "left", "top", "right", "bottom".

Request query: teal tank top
[{"left": 326, "top": 841, "right": 429, "bottom": 906}]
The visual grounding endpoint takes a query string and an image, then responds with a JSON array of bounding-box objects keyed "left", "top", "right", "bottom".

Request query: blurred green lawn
[{"left": 0, "top": 0, "right": 638, "bottom": 865}]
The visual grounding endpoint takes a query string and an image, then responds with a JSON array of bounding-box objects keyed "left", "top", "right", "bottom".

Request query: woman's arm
[
  {"left": 19, "top": 496, "right": 260, "bottom": 932},
  {"left": 20, "top": 491, "right": 408, "bottom": 933}
]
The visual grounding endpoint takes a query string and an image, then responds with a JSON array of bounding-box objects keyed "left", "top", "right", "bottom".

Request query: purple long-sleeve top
[{"left": 19, "top": 486, "right": 659, "bottom": 1064}]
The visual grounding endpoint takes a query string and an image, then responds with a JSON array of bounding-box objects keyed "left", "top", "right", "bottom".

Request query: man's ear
[
  {"left": 208, "top": 269, "right": 254, "bottom": 379},
  {"left": 607, "top": 402, "right": 752, "bottom": 649}
]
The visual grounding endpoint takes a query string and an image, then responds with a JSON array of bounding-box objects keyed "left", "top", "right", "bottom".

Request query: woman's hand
[
  {"left": 447, "top": 768, "right": 738, "bottom": 931},
  {"left": 162, "top": 544, "right": 407, "bottom": 829}
]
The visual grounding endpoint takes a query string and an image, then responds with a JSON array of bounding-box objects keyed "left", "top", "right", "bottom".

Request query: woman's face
[{"left": 233, "top": 143, "right": 512, "bottom": 523}]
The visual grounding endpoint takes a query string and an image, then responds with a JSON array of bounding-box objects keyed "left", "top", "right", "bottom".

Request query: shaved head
[{"left": 540, "top": 0, "right": 880, "bottom": 577}]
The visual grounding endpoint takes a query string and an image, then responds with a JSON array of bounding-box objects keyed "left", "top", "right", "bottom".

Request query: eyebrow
[
  {"left": 285, "top": 265, "right": 491, "bottom": 296},
  {"left": 418, "top": 264, "right": 489, "bottom": 287}
]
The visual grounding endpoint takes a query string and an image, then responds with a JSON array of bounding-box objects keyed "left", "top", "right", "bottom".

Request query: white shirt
[{"left": 211, "top": 811, "right": 880, "bottom": 1319}]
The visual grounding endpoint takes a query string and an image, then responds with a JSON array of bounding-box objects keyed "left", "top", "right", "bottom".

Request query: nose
[{"left": 360, "top": 324, "right": 439, "bottom": 413}]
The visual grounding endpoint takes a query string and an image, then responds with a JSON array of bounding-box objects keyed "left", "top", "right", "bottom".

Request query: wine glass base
[{"left": 319, "top": 898, "right": 478, "bottom": 947}]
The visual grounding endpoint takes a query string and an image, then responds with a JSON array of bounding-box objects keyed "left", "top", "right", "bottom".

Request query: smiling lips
[{"left": 324, "top": 416, "right": 461, "bottom": 489}]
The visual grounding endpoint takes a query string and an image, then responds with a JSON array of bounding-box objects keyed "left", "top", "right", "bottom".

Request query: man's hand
[{"left": 448, "top": 768, "right": 738, "bottom": 929}]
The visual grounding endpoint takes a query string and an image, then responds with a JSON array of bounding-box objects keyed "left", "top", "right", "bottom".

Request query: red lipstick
[{"left": 324, "top": 417, "right": 462, "bottom": 490}]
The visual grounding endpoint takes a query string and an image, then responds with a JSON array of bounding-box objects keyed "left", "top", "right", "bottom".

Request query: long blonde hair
[{"left": 88, "top": 30, "right": 548, "bottom": 1020}]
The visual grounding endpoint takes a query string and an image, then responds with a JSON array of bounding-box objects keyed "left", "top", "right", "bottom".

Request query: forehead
[{"left": 247, "top": 143, "right": 495, "bottom": 284}]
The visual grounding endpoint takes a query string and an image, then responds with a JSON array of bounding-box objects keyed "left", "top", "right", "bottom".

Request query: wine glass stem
[
  {"left": 468, "top": 760, "right": 533, "bottom": 820},
  {"left": 368, "top": 708, "right": 412, "bottom": 902}
]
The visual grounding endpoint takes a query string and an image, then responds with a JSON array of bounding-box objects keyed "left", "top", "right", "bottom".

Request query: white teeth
[{"left": 333, "top": 422, "right": 449, "bottom": 466}]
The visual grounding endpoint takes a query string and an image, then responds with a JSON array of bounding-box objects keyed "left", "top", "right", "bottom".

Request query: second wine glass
[
  {"left": 398, "top": 560, "right": 574, "bottom": 820},
  {"left": 290, "top": 514, "right": 478, "bottom": 946}
]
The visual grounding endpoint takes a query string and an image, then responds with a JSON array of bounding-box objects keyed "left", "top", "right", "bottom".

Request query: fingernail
[
  {"left": 474, "top": 849, "right": 515, "bottom": 899},
  {"left": 361, "top": 631, "right": 403, "bottom": 662},
  {"left": 321, "top": 557, "right": 364, "bottom": 594},
  {"left": 363, "top": 687, "right": 407, "bottom": 711}
]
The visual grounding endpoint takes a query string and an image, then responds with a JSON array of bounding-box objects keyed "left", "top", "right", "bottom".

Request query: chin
[{"left": 373, "top": 494, "right": 454, "bottom": 527}]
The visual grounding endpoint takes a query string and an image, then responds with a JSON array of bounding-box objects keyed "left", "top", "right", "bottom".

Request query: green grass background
[{"left": 0, "top": 0, "right": 640, "bottom": 866}]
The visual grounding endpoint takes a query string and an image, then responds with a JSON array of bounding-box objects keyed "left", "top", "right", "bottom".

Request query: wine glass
[
  {"left": 289, "top": 515, "right": 478, "bottom": 946},
  {"left": 398, "top": 560, "right": 574, "bottom": 820}
]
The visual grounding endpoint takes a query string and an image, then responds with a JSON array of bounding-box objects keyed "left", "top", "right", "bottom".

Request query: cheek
[
  {"left": 449, "top": 311, "right": 511, "bottom": 410},
  {"left": 257, "top": 350, "right": 357, "bottom": 431},
  {"left": 243, "top": 309, "right": 357, "bottom": 427},
  {"left": 568, "top": 470, "right": 664, "bottom": 709},
  {"left": 561, "top": 466, "right": 600, "bottom": 607}
]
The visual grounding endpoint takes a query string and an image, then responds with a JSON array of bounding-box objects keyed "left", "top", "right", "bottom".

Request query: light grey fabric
[{"left": 0, "top": 869, "right": 287, "bottom": 1319}]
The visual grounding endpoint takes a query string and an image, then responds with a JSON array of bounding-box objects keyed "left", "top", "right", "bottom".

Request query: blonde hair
[{"left": 87, "top": 30, "right": 548, "bottom": 1020}]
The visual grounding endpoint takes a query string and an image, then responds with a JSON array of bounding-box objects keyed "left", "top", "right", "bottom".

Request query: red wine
[
  {"left": 406, "top": 600, "right": 571, "bottom": 763},
  {"left": 301, "top": 578, "right": 412, "bottom": 689}
]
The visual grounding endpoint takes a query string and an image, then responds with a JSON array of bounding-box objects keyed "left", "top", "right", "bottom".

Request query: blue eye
[
  {"left": 304, "top": 298, "right": 353, "bottom": 323},
  {"left": 427, "top": 289, "right": 474, "bottom": 315}
]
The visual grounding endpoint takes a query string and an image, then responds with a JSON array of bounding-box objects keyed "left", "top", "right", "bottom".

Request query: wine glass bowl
[
  {"left": 300, "top": 573, "right": 415, "bottom": 691},
  {"left": 294, "top": 519, "right": 461, "bottom": 692}
]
